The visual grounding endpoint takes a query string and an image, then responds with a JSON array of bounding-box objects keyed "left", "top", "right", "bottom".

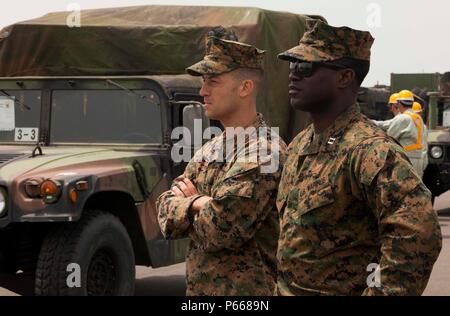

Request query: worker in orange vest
[{"left": 373, "top": 90, "right": 428, "bottom": 177}]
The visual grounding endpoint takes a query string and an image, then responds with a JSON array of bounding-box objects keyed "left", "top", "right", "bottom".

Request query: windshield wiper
[
  {"left": 0, "top": 89, "right": 31, "bottom": 111},
  {"left": 105, "top": 79, "right": 158, "bottom": 105}
]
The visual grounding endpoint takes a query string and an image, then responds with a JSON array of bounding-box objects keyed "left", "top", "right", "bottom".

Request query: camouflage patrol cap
[
  {"left": 278, "top": 19, "right": 374, "bottom": 63},
  {"left": 186, "top": 36, "right": 265, "bottom": 76}
]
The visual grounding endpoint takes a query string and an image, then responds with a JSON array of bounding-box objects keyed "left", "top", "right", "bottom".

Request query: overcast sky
[{"left": 1, "top": 0, "right": 448, "bottom": 86}]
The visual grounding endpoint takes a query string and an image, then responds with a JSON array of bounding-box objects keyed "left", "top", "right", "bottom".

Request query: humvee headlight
[
  {"left": 40, "top": 180, "right": 62, "bottom": 204},
  {"left": 430, "top": 146, "right": 443, "bottom": 159},
  {"left": 0, "top": 188, "right": 6, "bottom": 217}
]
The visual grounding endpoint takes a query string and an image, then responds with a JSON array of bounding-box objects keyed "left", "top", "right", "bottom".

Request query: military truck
[
  {"left": 0, "top": 5, "right": 323, "bottom": 295},
  {"left": 389, "top": 72, "right": 450, "bottom": 201},
  {"left": 357, "top": 85, "right": 391, "bottom": 121}
]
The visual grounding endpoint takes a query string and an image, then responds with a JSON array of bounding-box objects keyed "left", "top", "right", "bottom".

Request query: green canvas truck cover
[{"left": 0, "top": 5, "right": 326, "bottom": 139}]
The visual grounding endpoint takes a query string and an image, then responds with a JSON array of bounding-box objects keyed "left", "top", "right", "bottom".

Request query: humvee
[
  {"left": 0, "top": 5, "right": 322, "bottom": 295},
  {"left": 421, "top": 73, "right": 450, "bottom": 201}
]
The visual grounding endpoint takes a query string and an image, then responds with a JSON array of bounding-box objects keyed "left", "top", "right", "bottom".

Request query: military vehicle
[
  {"left": 390, "top": 72, "right": 450, "bottom": 201},
  {"left": 0, "top": 5, "right": 324, "bottom": 295},
  {"left": 357, "top": 85, "right": 391, "bottom": 121}
]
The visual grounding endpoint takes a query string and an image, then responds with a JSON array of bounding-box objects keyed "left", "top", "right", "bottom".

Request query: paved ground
[
  {"left": 1, "top": 191, "right": 450, "bottom": 296},
  {"left": 0, "top": 263, "right": 187, "bottom": 296}
]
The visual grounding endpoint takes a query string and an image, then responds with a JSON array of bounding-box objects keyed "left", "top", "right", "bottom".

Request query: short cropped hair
[{"left": 231, "top": 68, "right": 265, "bottom": 94}]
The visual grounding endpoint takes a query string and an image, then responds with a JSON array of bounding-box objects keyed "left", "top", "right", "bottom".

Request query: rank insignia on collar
[{"left": 327, "top": 137, "right": 337, "bottom": 145}]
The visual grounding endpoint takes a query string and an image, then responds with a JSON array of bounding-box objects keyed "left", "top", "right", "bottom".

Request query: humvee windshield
[
  {"left": 437, "top": 100, "right": 450, "bottom": 127},
  {"left": 0, "top": 88, "right": 162, "bottom": 144},
  {"left": 51, "top": 90, "right": 162, "bottom": 144},
  {"left": 0, "top": 90, "right": 41, "bottom": 143}
]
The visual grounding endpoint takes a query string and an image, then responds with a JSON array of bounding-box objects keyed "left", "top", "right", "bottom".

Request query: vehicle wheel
[{"left": 35, "top": 210, "right": 135, "bottom": 296}]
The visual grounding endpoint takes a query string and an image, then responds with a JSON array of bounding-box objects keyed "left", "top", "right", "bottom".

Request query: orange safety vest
[{"left": 403, "top": 111, "right": 424, "bottom": 151}]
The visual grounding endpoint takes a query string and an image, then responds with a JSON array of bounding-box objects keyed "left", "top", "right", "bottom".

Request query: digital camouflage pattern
[
  {"left": 276, "top": 103, "right": 442, "bottom": 296},
  {"left": 186, "top": 36, "right": 265, "bottom": 76},
  {"left": 157, "top": 114, "right": 287, "bottom": 295},
  {"left": 278, "top": 19, "right": 374, "bottom": 63}
]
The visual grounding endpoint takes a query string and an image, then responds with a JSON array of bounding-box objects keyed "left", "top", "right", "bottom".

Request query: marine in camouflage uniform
[
  {"left": 157, "top": 31, "right": 287, "bottom": 296},
  {"left": 276, "top": 20, "right": 442, "bottom": 296}
]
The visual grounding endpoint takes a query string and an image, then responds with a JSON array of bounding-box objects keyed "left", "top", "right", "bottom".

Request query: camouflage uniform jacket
[
  {"left": 158, "top": 114, "right": 287, "bottom": 296},
  {"left": 276, "top": 103, "right": 442, "bottom": 296}
]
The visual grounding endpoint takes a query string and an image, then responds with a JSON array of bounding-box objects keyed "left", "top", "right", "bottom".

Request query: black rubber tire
[{"left": 35, "top": 210, "right": 135, "bottom": 296}]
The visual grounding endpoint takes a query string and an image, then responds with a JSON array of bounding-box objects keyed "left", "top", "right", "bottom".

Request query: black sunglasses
[{"left": 289, "top": 61, "right": 348, "bottom": 77}]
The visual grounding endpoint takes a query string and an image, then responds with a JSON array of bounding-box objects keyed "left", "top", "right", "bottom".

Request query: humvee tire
[{"left": 35, "top": 210, "right": 135, "bottom": 296}]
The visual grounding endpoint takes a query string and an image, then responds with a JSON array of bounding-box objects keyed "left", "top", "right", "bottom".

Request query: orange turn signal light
[{"left": 69, "top": 188, "right": 78, "bottom": 204}]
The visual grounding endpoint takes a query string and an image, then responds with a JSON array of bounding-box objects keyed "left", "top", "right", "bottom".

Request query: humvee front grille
[
  {"left": 446, "top": 147, "right": 450, "bottom": 162},
  {"left": 0, "top": 153, "right": 24, "bottom": 166}
]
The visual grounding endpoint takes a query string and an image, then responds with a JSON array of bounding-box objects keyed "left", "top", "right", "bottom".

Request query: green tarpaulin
[{"left": 0, "top": 5, "right": 326, "bottom": 139}]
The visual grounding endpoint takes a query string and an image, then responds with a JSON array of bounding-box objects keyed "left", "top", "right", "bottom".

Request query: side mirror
[{"left": 182, "top": 102, "right": 210, "bottom": 147}]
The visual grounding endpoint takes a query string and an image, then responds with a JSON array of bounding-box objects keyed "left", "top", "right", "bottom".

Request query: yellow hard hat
[
  {"left": 397, "top": 90, "right": 414, "bottom": 102},
  {"left": 388, "top": 93, "right": 399, "bottom": 104},
  {"left": 412, "top": 102, "right": 423, "bottom": 113}
]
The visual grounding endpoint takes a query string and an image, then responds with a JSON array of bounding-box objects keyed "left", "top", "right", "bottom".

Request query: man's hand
[
  {"left": 171, "top": 178, "right": 212, "bottom": 215},
  {"left": 191, "top": 196, "right": 213, "bottom": 213},
  {"left": 171, "top": 178, "right": 199, "bottom": 197}
]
